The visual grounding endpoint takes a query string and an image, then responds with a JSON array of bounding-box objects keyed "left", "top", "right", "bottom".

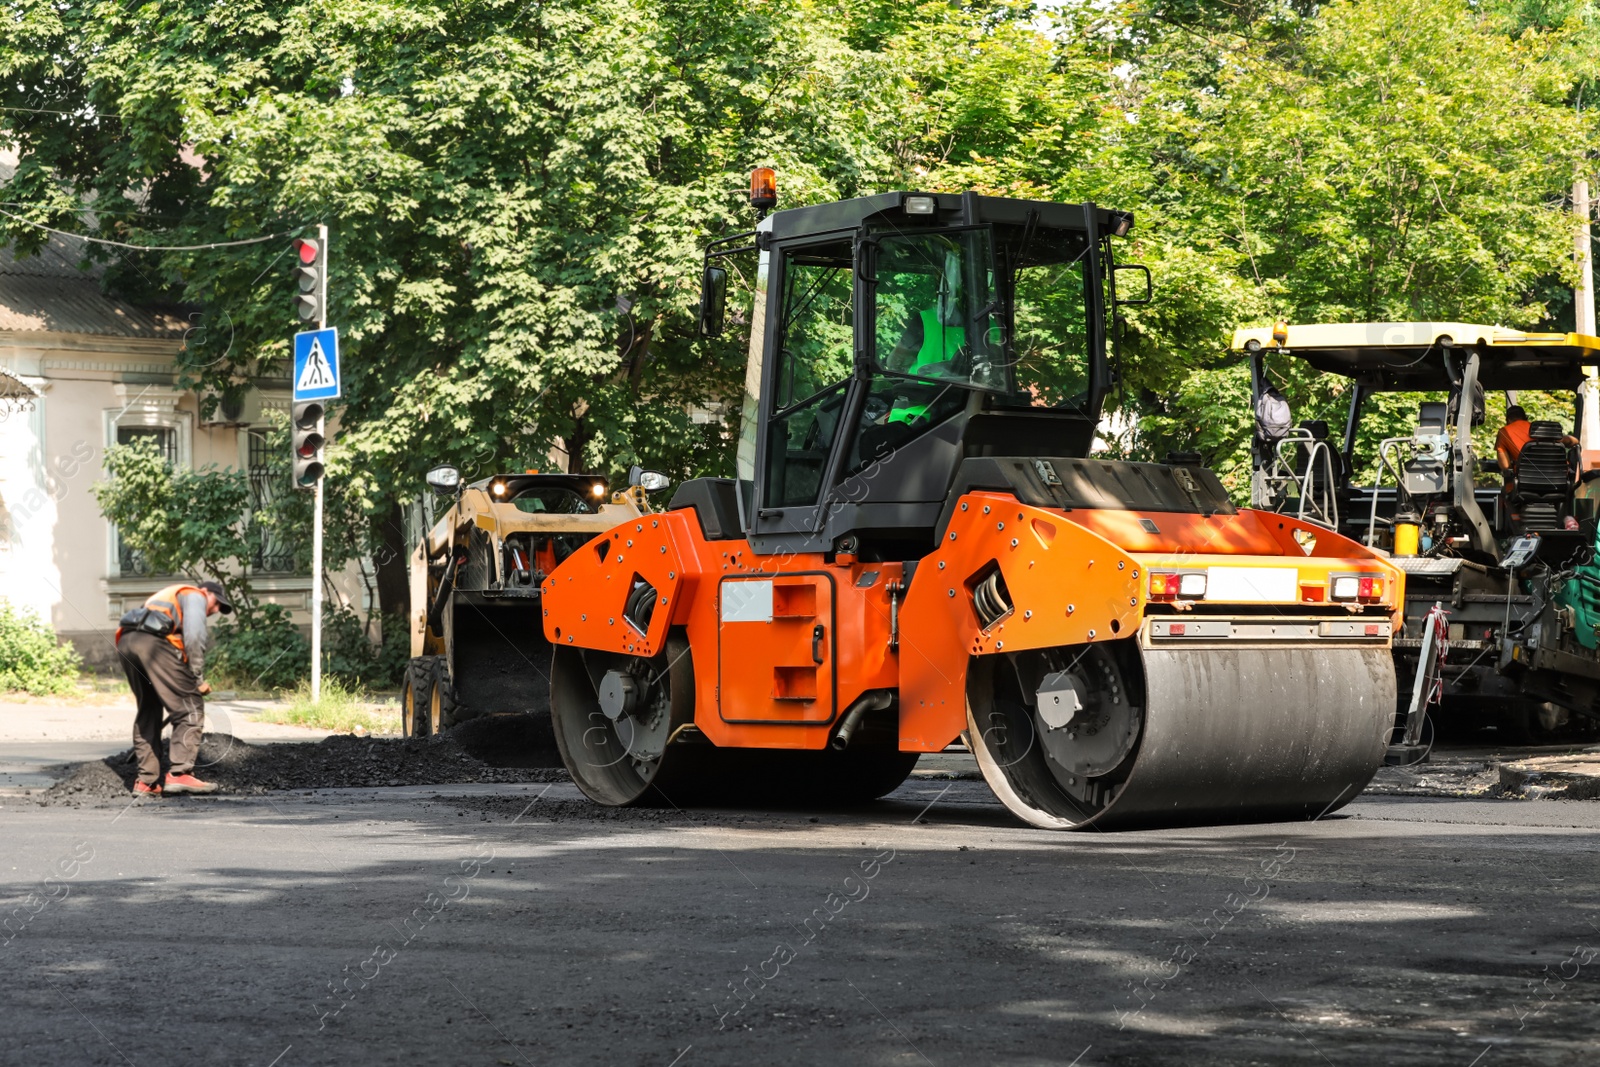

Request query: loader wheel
[
  {"left": 402, "top": 673, "right": 420, "bottom": 737},
  {"left": 403, "top": 657, "right": 437, "bottom": 737},
  {"left": 431, "top": 659, "right": 459, "bottom": 732},
  {"left": 551, "top": 631, "right": 695, "bottom": 806}
]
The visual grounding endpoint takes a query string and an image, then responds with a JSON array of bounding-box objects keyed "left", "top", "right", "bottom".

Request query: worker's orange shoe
[
  {"left": 132, "top": 781, "right": 162, "bottom": 797},
  {"left": 163, "top": 773, "right": 218, "bottom": 795}
]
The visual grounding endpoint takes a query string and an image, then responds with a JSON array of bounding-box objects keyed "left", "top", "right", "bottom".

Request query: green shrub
[
  {"left": 211, "top": 603, "right": 309, "bottom": 692},
  {"left": 322, "top": 607, "right": 408, "bottom": 689},
  {"left": 209, "top": 604, "right": 408, "bottom": 693},
  {"left": 0, "top": 602, "right": 82, "bottom": 695}
]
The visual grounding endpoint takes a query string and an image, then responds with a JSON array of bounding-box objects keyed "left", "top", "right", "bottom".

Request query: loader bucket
[{"left": 449, "top": 597, "right": 555, "bottom": 749}]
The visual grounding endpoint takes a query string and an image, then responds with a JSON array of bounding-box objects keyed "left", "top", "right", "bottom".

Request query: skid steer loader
[
  {"left": 540, "top": 178, "right": 1403, "bottom": 829},
  {"left": 402, "top": 467, "right": 658, "bottom": 738}
]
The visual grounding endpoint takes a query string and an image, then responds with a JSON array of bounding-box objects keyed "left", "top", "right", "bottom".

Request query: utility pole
[
  {"left": 312, "top": 222, "right": 328, "bottom": 703},
  {"left": 1578, "top": 178, "right": 1596, "bottom": 337},
  {"left": 1576, "top": 180, "right": 1599, "bottom": 453}
]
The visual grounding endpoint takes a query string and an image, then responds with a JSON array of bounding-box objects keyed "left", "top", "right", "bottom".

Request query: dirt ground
[{"left": 30, "top": 714, "right": 566, "bottom": 805}]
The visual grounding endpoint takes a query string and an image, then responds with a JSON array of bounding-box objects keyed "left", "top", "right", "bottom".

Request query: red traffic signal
[{"left": 292, "top": 237, "right": 325, "bottom": 322}]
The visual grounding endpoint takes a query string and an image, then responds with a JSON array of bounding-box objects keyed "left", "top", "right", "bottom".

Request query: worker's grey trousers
[{"left": 117, "top": 632, "right": 205, "bottom": 785}]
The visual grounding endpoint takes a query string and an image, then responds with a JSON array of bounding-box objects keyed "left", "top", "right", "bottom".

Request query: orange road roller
[{"left": 541, "top": 182, "right": 1403, "bottom": 829}]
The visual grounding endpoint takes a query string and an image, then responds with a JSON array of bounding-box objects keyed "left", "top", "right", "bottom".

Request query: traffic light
[
  {"left": 293, "top": 238, "right": 324, "bottom": 323},
  {"left": 292, "top": 400, "right": 325, "bottom": 488}
]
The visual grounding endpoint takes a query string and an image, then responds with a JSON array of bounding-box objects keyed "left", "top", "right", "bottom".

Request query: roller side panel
[
  {"left": 899, "top": 492, "right": 1147, "bottom": 751},
  {"left": 543, "top": 511, "right": 901, "bottom": 750}
]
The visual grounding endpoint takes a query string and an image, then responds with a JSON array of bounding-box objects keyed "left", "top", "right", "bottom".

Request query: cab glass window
[
  {"left": 1009, "top": 255, "right": 1091, "bottom": 410},
  {"left": 510, "top": 487, "right": 594, "bottom": 514},
  {"left": 765, "top": 239, "right": 854, "bottom": 509},
  {"left": 872, "top": 229, "right": 1003, "bottom": 395}
]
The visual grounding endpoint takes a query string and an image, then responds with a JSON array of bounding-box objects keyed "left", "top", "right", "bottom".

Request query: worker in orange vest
[{"left": 114, "top": 579, "right": 233, "bottom": 796}]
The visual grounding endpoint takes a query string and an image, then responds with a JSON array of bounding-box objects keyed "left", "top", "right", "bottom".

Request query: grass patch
[{"left": 261, "top": 678, "right": 402, "bottom": 735}]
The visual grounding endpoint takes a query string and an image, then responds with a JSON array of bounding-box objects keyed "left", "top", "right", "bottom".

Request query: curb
[{"left": 1498, "top": 756, "right": 1600, "bottom": 800}]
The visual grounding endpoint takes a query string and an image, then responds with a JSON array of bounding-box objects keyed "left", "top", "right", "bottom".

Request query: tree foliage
[
  {"left": 90, "top": 436, "right": 255, "bottom": 609},
  {"left": 5, "top": 0, "right": 1598, "bottom": 521}
]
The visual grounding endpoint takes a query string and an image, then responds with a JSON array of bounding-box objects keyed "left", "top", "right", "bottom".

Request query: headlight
[{"left": 1178, "top": 573, "right": 1207, "bottom": 598}]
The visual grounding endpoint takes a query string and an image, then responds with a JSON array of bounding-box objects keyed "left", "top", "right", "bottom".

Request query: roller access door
[{"left": 717, "top": 574, "right": 837, "bottom": 725}]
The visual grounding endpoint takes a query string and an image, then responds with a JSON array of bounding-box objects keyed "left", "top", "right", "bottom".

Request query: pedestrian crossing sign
[{"left": 292, "top": 328, "right": 341, "bottom": 401}]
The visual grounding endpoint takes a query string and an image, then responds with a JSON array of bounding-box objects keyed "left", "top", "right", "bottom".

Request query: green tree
[
  {"left": 1, "top": 0, "right": 912, "bottom": 617},
  {"left": 1010, "top": 0, "right": 1597, "bottom": 489},
  {"left": 90, "top": 437, "right": 255, "bottom": 610}
]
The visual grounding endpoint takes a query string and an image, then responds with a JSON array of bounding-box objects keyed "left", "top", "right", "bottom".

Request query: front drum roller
[
  {"left": 551, "top": 632, "right": 699, "bottom": 806},
  {"left": 966, "top": 639, "right": 1394, "bottom": 830}
]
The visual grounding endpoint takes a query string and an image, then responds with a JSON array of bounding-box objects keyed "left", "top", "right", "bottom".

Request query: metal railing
[{"left": 1250, "top": 429, "right": 1339, "bottom": 530}]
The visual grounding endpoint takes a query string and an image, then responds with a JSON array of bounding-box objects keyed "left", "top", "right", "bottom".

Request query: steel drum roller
[{"left": 967, "top": 642, "right": 1395, "bottom": 830}]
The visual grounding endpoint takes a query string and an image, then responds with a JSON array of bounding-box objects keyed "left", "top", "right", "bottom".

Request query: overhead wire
[{"left": 0, "top": 205, "right": 304, "bottom": 252}]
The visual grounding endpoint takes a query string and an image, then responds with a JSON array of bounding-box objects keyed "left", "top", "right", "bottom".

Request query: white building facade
[{"left": 0, "top": 232, "right": 342, "bottom": 669}]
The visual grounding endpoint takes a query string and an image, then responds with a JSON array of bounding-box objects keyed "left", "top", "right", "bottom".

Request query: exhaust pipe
[{"left": 830, "top": 690, "right": 894, "bottom": 751}]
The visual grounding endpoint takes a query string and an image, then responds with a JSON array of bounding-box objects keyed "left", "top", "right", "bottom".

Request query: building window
[
  {"left": 112, "top": 425, "right": 177, "bottom": 576},
  {"left": 247, "top": 427, "right": 296, "bottom": 574}
]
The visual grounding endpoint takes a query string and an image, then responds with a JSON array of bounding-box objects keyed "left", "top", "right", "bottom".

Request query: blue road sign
[{"left": 293, "top": 328, "right": 341, "bottom": 401}]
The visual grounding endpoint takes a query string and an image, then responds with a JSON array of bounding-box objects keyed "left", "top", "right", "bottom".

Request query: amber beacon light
[{"left": 749, "top": 167, "right": 777, "bottom": 218}]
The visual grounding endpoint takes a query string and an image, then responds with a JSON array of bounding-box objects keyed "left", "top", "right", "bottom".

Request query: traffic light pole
[{"left": 311, "top": 222, "right": 328, "bottom": 703}]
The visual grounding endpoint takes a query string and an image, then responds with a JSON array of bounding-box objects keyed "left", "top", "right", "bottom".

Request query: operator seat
[{"left": 1511, "top": 421, "right": 1573, "bottom": 532}]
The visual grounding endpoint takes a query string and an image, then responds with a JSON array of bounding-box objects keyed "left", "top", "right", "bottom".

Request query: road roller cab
[
  {"left": 1235, "top": 322, "right": 1600, "bottom": 742},
  {"left": 541, "top": 182, "right": 1403, "bottom": 829}
]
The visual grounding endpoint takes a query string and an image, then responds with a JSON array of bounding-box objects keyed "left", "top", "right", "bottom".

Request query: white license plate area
[{"left": 1205, "top": 566, "right": 1299, "bottom": 602}]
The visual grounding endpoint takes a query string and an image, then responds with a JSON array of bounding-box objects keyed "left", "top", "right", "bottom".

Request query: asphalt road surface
[{"left": 3, "top": 773, "right": 1598, "bottom": 1066}]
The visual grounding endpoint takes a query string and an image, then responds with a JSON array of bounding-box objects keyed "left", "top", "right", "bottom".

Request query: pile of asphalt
[{"left": 35, "top": 714, "right": 568, "bottom": 806}]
